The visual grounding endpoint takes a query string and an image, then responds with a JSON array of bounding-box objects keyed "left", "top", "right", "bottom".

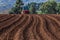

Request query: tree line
[{"left": 9, "top": 0, "right": 60, "bottom": 14}]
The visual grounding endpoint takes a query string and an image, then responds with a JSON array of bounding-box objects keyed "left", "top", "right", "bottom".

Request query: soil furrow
[
  {"left": 0, "top": 15, "right": 14, "bottom": 22},
  {"left": 45, "top": 15, "right": 60, "bottom": 40},
  {"left": 0, "top": 14, "right": 60, "bottom": 40},
  {"left": 46, "top": 15, "right": 60, "bottom": 27},
  {"left": 24, "top": 16, "right": 37, "bottom": 40},
  {"left": 14, "top": 15, "right": 31, "bottom": 40},
  {"left": 32, "top": 16, "right": 42, "bottom": 40},
  {"left": 36, "top": 15, "right": 46, "bottom": 40},
  {"left": 0, "top": 15, "right": 23, "bottom": 39},
  {"left": 23, "top": 15, "right": 33, "bottom": 40},
  {"left": 0, "top": 15, "right": 20, "bottom": 29},
  {"left": 7, "top": 15, "right": 29, "bottom": 40}
]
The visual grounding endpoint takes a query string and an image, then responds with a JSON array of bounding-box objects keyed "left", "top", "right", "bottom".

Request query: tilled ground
[{"left": 0, "top": 14, "right": 60, "bottom": 40}]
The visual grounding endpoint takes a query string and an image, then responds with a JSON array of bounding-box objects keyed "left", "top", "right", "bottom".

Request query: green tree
[
  {"left": 39, "top": 0, "right": 57, "bottom": 14},
  {"left": 56, "top": 3, "right": 60, "bottom": 14},
  {"left": 9, "top": 0, "right": 24, "bottom": 14},
  {"left": 29, "top": 2, "right": 37, "bottom": 14}
]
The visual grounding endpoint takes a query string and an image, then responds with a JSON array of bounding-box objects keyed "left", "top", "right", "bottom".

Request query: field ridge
[{"left": 0, "top": 14, "right": 60, "bottom": 40}]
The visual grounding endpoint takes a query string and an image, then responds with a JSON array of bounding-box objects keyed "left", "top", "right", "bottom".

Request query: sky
[
  {"left": 0, "top": 0, "right": 60, "bottom": 6},
  {"left": 0, "top": 0, "right": 16, "bottom": 6},
  {"left": 0, "top": 0, "right": 60, "bottom": 11},
  {"left": 0, "top": 0, "right": 48, "bottom": 6},
  {"left": 23, "top": 0, "right": 48, "bottom": 4}
]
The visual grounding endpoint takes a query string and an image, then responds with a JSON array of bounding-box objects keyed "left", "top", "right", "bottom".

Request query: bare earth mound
[{"left": 0, "top": 14, "right": 60, "bottom": 40}]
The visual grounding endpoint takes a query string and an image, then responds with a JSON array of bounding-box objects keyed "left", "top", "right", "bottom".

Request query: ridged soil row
[
  {"left": 36, "top": 15, "right": 57, "bottom": 40},
  {"left": 36, "top": 15, "right": 50, "bottom": 40},
  {"left": 23, "top": 15, "right": 38, "bottom": 40},
  {"left": 0, "top": 14, "right": 9, "bottom": 18},
  {"left": 46, "top": 15, "right": 60, "bottom": 27},
  {"left": 0, "top": 14, "right": 60, "bottom": 40},
  {"left": 35, "top": 15, "right": 45, "bottom": 40},
  {"left": 0, "top": 15, "right": 15, "bottom": 22},
  {"left": 0, "top": 14, "right": 14, "bottom": 20},
  {"left": 41, "top": 15, "right": 58, "bottom": 40},
  {"left": 45, "top": 15, "right": 60, "bottom": 40},
  {"left": 0, "top": 15, "right": 21, "bottom": 30},
  {"left": 6, "top": 15, "right": 31, "bottom": 40},
  {"left": 48, "top": 14, "right": 60, "bottom": 21},
  {"left": 0, "top": 14, "right": 23, "bottom": 40},
  {"left": 3, "top": 14, "right": 25, "bottom": 40},
  {"left": 33, "top": 15, "right": 43, "bottom": 40},
  {"left": 11, "top": 15, "right": 31, "bottom": 40}
]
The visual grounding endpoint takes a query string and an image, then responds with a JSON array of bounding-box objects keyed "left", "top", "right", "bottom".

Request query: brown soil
[{"left": 0, "top": 14, "right": 60, "bottom": 40}]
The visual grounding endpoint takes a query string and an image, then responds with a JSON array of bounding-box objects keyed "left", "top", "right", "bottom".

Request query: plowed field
[{"left": 0, "top": 14, "right": 60, "bottom": 40}]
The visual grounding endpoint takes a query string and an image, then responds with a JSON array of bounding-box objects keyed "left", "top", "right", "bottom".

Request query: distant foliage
[
  {"left": 29, "top": 2, "right": 37, "bottom": 14},
  {"left": 9, "top": 0, "right": 24, "bottom": 14},
  {"left": 56, "top": 3, "right": 60, "bottom": 14},
  {"left": 9, "top": 0, "right": 60, "bottom": 14},
  {"left": 39, "top": 1, "right": 57, "bottom": 14}
]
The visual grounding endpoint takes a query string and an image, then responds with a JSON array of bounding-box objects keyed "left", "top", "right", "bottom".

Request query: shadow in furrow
[
  {"left": 45, "top": 15, "right": 60, "bottom": 40},
  {"left": 7, "top": 15, "right": 29, "bottom": 40},
  {"left": 0, "top": 15, "right": 15, "bottom": 23},
  {"left": 46, "top": 15, "right": 60, "bottom": 27},
  {"left": 0, "top": 15, "right": 20, "bottom": 30},
  {"left": 0, "top": 15, "right": 23, "bottom": 39},
  {"left": 23, "top": 16, "right": 34, "bottom": 40},
  {"left": 36, "top": 15, "right": 45, "bottom": 40},
  {"left": 32, "top": 16, "right": 42, "bottom": 40}
]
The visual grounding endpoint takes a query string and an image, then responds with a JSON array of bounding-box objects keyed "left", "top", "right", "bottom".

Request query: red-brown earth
[{"left": 0, "top": 14, "right": 60, "bottom": 40}]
